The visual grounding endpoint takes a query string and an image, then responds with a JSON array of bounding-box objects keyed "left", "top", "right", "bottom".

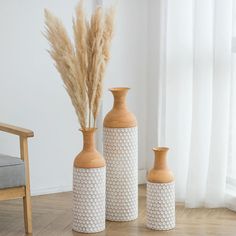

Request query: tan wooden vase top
[
  {"left": 74, "top": 128, "right": 105, "bottom": 168},
  {"left": 147, "top": 147, "right": 174, "bottom": 183},
  {"left": 104, "top": 87, "right": 137, "bottom": 128}
]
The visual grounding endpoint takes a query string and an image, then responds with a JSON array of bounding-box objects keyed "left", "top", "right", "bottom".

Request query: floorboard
[{"left": 0, "top": 185, "right": 236, "bottom": 236}]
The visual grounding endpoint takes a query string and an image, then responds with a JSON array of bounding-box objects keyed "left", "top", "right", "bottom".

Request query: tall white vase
[
  {"left": 72, "top": 129, "right": 106, "bottom": 233},
  {"left": 103, "top": 88, "right": 138, "bottom": 221}
]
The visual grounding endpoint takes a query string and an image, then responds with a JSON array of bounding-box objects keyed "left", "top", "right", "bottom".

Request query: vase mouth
[
  {"left": 79, "top": 128, "right": 97, "bottom": 133},
  {"left": 109, "top": 87, "right": 130, "bottom": 92},
  {"left": 153, "top": 147, "right": 169, "bottom": 152}
]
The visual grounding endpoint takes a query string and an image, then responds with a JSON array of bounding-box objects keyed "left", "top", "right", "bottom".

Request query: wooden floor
[{"left": 0, "top": 185, "right": 236, "bottom": 236}]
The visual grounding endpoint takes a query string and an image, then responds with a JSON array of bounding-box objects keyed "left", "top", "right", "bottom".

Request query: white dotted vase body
[
  {"left": 147, "top": 181, "right": 175, "bottom": 230},
  {"left": 73, "top": 167, "right": 106, "bottom": 233},
  {"left": 104, "top": 127, "right": 138, "bottom": 221}
]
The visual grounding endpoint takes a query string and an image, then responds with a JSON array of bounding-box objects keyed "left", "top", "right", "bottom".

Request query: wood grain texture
[
  {"left": 0, "top": 123, "right": 34, "bottom": 137},
  {"left": 0, "top": 187, "right": 25, "bottom": 201},
  {"left": 103, "top": 88, "right": 137, "bottom": 128},
  {"left": 1, "top": 185, "right": 236, "bottom": 236},
  {"left": 74, "top": 129, "right": 105, "bottom": 168},
  {"left": 147, "top": 147, "right": 174, "bottom": 183},
  {"left": 20, "top": 137, "right": 32, "bottom": 234}
]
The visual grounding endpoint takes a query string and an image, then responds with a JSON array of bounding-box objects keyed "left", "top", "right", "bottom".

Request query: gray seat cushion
[{"left": 0, "top": 154, "right": 25, "bottom": 189}]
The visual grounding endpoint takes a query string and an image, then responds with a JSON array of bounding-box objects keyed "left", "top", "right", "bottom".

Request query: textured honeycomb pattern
[
  {"left": 147, "top": 181, "right": 175, "bottom": 230},
  {"left": 73, "top": 167, "right": 105, "bottom": 233},
  {"left": 103, "top": 127, "right": 138, "bottom": 221}
]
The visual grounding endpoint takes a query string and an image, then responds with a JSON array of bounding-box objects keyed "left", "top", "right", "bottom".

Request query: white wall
[{"left": 0, "top": 0, "right": 148, "bottom": 195}]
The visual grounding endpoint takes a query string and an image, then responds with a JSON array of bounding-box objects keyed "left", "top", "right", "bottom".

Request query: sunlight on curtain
[
  {"left": 152, "top": 0, "right": 236, "bottom": 210},
  {"left": 225, "top": 0, "right": 236, "bottom": 211}
]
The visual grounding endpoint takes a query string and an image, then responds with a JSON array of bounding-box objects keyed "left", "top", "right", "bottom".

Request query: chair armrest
[{"left": 0, "top": 123, "right": 34, "bottom": 138}]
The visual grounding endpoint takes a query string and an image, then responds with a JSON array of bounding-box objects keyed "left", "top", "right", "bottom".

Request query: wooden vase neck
[
  {"left": 103, "top": 87, "right": 137, "bottom": 128},
  {"left": 153, "top": 148, "right": 168, "bottom": 170},
  {"left": 147, "top": 147, "right": 174, "bottom": 183},
  {"left": 82, "top": 129, "right": 96, "bottom": 152},
  {"left": 112, "top": 88, "right": 128, "bottom": 111},
  {"left": 74, "top": 128, "right": 105, "bottom": 168}
]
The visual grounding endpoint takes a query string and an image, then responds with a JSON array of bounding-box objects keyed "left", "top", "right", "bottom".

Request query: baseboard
[
  {"left": 31, "top": 169, "right": 147, "bottom": 196},
  {"left": 31, "top": 185, "right": 72, "bottom": 196}
]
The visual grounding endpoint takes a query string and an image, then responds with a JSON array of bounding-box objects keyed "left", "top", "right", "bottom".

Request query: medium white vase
[{"left": 103, "top": 88, "right": 138, "bottom": 221}]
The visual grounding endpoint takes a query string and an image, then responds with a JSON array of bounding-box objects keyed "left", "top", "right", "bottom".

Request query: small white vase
[{"left": 146, "top": 147, "right": 175, "bottom": 230}]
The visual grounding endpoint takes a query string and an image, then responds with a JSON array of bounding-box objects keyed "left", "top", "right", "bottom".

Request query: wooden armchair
[{"left": 0, "top": 123, "right": 34, "bottom": 234}]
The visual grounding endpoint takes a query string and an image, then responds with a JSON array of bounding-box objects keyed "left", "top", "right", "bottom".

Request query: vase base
[
  {"left": 146, "top": 181, "right": 175, "bottom": 231},
  {"left": 104, "top": 127, "right": 138, "bottom": 224},
  {"left": 73, "top": 167, "right": 106, "bottom": 233},
  {"left": 72, "top": 227, "right": 105, "bottom": 234},
  {"left": 146, "top": 225, "right": 175, "bottom": 231},
  {"left": 106, "top": 214, "right": 138, "bottom": 222}
]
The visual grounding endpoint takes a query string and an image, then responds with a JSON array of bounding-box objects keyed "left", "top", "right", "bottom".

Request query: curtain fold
[
  {"left": 185, "top": 0, "right": 213, "bottom": 207},
  {"left": 151, "top": 0, "right": 235, "bottom": 209},
  {"left": 205, "top": 0, "right": 232, "bottom": 207}
]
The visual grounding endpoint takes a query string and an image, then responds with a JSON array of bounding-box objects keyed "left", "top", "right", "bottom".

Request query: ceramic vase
[
  {"left": 73, "top": 128, "right": 106, "bottom": 233},
  {"left": 146, "top": 147, "right": 175, "bottom": 230},
  {"left": 103, "top": 87, "right": 138, "bottom": 221}
]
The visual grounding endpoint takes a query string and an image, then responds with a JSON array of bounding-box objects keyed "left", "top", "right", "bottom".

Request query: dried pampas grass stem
[{"left": 44, "top": 0, "right": 115, "bottom": 129}]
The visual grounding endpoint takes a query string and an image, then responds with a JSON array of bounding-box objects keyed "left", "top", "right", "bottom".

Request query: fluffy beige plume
[
  {"left": 87, "top": 6, "right": 105, "bottom": 127},
  {"left": 103, "top": 6, "right": 116, "bottom": 63},
  {"left": 44, "top": 1, "right": 115, "bottom": 129},
  {"left": 44, "top": 9, "right": 87, "bottom": 129},
  {"left": 92, "top": 6, "right": 116, "bottom": 123},
  {"left": 73, "top": 0, "right": 88, "bottom": 89}
]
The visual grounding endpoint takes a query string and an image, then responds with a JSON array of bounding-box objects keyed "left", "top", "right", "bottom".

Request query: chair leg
[
  {"left": 23, "top": 189, "right": 32, "bottom": 234},
  {"left": 20, "top": 137, "right": 33, "bottom": 234}
]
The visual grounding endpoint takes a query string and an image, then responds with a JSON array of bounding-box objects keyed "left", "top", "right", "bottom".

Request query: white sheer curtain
[
  {"left": 148, "top": 0, "right": 236, "bottom": 209},
  {"left": 226, "top": 1, "right": 236, "bottom": 211}
]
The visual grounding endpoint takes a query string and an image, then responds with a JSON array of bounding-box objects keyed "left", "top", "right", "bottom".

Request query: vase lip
[
  {"left": 109, "top": 87, "right": 130, "bottom": 92},
  {"left": 79, "top": 128, "right": 97, "bottom": 133},
  {"left": 153, "top": 147, "right": 169, "bottom": 152}
]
